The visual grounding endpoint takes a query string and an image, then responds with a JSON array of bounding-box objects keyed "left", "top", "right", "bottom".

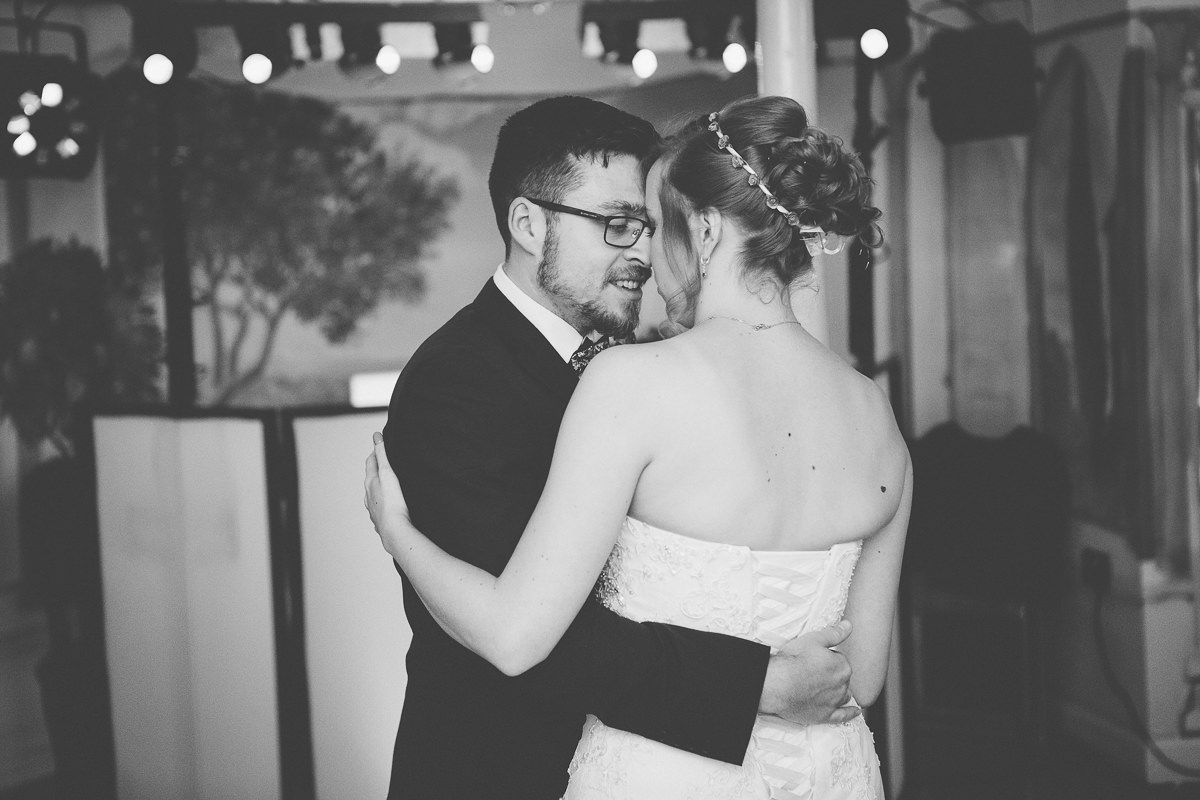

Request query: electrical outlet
[{"left": 1081, "top": 547, "right": 1112, "bottom": 594}]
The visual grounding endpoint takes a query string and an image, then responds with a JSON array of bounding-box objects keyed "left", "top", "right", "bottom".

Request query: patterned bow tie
[{"left": 570, "top": 335, "right": 619, "bottom": 375}]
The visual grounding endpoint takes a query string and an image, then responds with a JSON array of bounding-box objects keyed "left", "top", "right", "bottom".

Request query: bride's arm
[
  {"left": 366, "top": 348, "right": 653, "bottom": 676},
  {"left": 840, "top": 428, "right": 913, "bottom": 707}
]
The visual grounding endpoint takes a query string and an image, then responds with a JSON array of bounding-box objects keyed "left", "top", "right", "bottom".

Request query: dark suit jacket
[{"left": 382, "top": 279, "right": 770, "bottom": 799}]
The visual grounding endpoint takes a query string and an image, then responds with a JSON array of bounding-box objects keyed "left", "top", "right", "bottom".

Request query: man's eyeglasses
[
  {"left": 527, "top": 198, "right": 654, "bottom": 249},
  {"left": 797, "top": 227, "right": 848, "bottom": 256}
]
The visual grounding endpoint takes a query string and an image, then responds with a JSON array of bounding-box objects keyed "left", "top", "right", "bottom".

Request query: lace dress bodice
[{"left": 564, "top": 517, "right": 882, "bottom": 800}]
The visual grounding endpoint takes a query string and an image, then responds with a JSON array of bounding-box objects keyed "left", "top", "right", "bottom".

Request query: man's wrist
[{"left": 757, "top": 653, "right": 787, "bottom": 715}]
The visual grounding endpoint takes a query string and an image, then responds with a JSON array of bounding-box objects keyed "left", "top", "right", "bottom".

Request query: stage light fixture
[
  {"left": 597, "top": 19, "right": 640, "bottom": 65},
  {"left": 433, "top": 22, "right": 473, "bottom": 67},
  {"left": 235, "top": 21, "right": 294, "bottom": 84},
  {"left": 304, "top": 23, "right": 324, "bottom": 61},
  {"left": 0, "top": 53, "right": 103, "bottom": 179},
  {"left": 132, "top": 9, "right": 198, "bottom": 85},
  {"left": 816, "top": 0, "right": 911, "bottom": 63},
  {"left": 685, "top": 12, "right": 733, "bottom": 60},
  {"left": 923, "top": 21, "right": 1036, "bottom": 144},
  {"left": 339, "top": 22, "right": 391, "bottom": 75}
]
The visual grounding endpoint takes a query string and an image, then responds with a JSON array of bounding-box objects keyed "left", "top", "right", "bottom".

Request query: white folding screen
[
  {"left": 292, "top": 411, "right": 410, "bottom": 800},
  {"left": 94, "top": 416, "right": 282, "bottom": 800}
]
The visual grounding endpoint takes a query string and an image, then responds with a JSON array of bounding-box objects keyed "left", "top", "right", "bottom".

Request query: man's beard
[{"left": 537, "top": 226, "right": 641, "bottom": 338}]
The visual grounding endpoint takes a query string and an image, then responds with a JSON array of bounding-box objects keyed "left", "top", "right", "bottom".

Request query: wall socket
[{"left": 1081, "top": 547, "right": 1112, "bottom": 594}]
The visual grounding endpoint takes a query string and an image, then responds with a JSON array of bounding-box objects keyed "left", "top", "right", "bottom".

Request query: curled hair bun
[
  {"left": 764, "top": 129, "right": 883, "bottom": 248},
  {"left": 656, "top": 95, "right": 883, "bottom": 303}
]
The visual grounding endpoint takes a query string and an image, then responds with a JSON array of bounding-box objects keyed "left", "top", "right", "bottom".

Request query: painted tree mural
[{"left": 105, "top": 67, "right": 459, "bottom": 404}]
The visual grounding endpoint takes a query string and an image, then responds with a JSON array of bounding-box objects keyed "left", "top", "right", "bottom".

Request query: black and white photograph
[{"left": 2, "top": 1, "right": 1200, "bottom": 799}]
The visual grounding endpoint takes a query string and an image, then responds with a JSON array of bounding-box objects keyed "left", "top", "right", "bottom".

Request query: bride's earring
[{"left": 700, "top": 254, "right": 710, "bottom": 279}]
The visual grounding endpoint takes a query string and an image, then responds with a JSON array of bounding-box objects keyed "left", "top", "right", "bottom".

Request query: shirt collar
[{"left": 492, "top": 265, "right": 588, "bottom": 362}]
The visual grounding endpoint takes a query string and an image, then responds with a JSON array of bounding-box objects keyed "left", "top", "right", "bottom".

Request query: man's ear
[{"left": 509, "top": 197, "right": 546, "bottom": 258}]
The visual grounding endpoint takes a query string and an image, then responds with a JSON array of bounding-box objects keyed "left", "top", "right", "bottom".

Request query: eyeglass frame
[
  {"left": 526, "top": 198, "right": 655, "bottom": 249},
  {"left": 796, "top": 226, "right": 848, "bottom": 256}
]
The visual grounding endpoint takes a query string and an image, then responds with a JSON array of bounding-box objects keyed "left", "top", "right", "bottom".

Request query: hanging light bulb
[
  {"left": 142, "top": 53, "right": 174, "bottom": 85},
  {"left": 376, "top": 44, "right": 401, "bottom": 75},
  {"left": 631, "top": 48, "right": 657, "bottom": 79},
  {"left": 242, "top": 53, "right": 273, "bottom": 84},
  {"left": 860, "top": 28, "right": 889, "bottom": 60},
  {"left": 722, "top": 42, "right": 747, "bottom": 73},
  {"left": 236, "top": 21, "right": 293, "bottom": 84},
  {"left": 133, "top": 9, "right": 197, "bottom": 85},
  {"left": 470, "top": 43, "right": 494, "bottom": 74}
]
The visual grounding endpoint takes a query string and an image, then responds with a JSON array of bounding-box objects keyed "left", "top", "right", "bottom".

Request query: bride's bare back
[{"left": 627, "top": 321, "right": 907, "bottom": 553}]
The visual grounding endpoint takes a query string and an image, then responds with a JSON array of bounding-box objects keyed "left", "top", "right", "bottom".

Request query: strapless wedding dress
[{"left": 564, "top": 517, "right": 882, "bottom": 800}]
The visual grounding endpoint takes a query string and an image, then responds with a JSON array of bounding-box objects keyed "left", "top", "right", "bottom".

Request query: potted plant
[{"left": 0, "top": 237, "right": 162, "bottom": 799}]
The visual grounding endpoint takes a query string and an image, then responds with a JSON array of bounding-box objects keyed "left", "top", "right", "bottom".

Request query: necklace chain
[{"left": 706, "top": 315, "right": 803, "bottom": 331}]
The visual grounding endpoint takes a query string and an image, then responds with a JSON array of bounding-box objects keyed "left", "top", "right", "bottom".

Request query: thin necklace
[{"left": 706, "top": 315, "right": 803, "bottom": 332}]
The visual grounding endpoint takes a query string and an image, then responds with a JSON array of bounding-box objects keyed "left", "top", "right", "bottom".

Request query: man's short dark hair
[{"left": 488, "top": 96, "right": 661, "bottom": 252}]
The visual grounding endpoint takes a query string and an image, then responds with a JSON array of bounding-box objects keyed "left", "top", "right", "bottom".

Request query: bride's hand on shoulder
[{"left": 364, "top": 432, "right": 414, "bottom": 558}]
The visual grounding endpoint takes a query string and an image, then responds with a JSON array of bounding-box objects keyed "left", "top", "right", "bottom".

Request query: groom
[{"left": 382, "top": 96, "right": 856, "bottom": 799}]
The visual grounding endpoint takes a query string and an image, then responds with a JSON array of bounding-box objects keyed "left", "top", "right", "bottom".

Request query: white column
[{"left": 756, "top": 0, "right": 828, "bottom": 344}]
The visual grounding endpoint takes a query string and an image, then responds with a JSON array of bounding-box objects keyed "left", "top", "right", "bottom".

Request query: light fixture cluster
[
  {"left": 816, "top": 0, "right": 913, "bottom": 63},
  {"left": 129, "top": 2, "right": 782, "bottom": 88},
  {"left": 0, "top": 53, "right": 103, "bottom": 179},
  {"left": 584, "top": 1, "right": 756, "bottom": 82},
  {"left": 133, "top": 10, "right": 498, "bottom": 87}
]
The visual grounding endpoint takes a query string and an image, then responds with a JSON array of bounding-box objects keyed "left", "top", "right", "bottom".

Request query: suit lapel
[{"left": 472, "top": 279, "right": 579, "bottom": 405}]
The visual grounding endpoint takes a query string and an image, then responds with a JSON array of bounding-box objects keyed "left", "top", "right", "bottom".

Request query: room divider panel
[
  {"left": 94, "top": 408, "right": 409, "bottom": 800},
  {"left": 94, "top": 414, "right": 283, "bottom": 800}
]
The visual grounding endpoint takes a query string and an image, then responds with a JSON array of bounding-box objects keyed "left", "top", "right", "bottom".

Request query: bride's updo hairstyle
[{"left": 656, "top": 95, "right": 882, "bottom": 306}]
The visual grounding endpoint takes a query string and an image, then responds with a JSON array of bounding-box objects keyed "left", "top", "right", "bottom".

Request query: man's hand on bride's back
[{"left": 758, "top": 619, "right": 859, "bottom": 725}]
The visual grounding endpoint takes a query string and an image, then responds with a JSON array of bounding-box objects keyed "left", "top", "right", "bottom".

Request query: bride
[{"left": 364, "top": 95, "right": 910, "bottom": 799}]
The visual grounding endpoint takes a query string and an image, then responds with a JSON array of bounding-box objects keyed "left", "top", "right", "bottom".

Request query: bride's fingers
[
  {"left": 372, "top": 435, "right": 395, "bottom": 478},
  {"left": 827, "top": 705, "right": 862, "bottom": 725}
]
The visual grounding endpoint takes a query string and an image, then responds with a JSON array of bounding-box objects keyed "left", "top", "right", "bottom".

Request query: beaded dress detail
[{"left": 564, "top": 517, "right": 881, "bottom": 800}]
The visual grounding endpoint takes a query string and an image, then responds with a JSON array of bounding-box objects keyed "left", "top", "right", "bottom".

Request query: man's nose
[{"left": 624, "top": 227, "right": 652, "bottom": 264}]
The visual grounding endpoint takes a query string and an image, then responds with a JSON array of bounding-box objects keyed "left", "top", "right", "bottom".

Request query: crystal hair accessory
[
  {"left": 708, "top": 112, "right": 801, "bottom": 228},
  {"left": 706, "top": 112, "right": 847, "bottom": 257}
]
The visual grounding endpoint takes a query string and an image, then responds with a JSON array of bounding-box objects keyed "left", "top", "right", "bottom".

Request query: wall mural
[{"left": 104, "top": 67, "right": 458, "bottom": 406}]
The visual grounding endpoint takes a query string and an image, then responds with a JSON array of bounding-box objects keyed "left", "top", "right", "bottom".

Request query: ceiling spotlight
[
  {"left": 470, "top": 44, "right": 495, "bottom": 74},
  {"left": 597, "top": 19, "right": 640, "bottom": 64},
  {"left": 0, "top": 54, "right": 104, "bottom": 179},
  {"left": 860, "top": 28, "right": 889, "bottom": 60},
  {"left": 722, "top": 42, "right": 748, "bottom": 73},
  {"left": 685, "top": 12, "right": 733, "bottom": 60},
  {"left": 236, "top": 21, "right": 294, "bottom": 84},
  {"left": 133, "top": 9, "right": 197, "bottom": 85},
  {"left": 631, "top": 48, "right": 657, "bottom": 79},
  {"left": 433, "top": 22, "right": 474, "bottom": 67},
  {"left": 816, "top": 0, "right": 911, "bottom": 64},
  {"left": 339, "top": 22, "right": 391, "bottom": 76}
]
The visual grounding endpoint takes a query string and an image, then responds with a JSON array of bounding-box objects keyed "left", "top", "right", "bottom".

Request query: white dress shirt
[{"left": 492, "top": 265, "right": 588, "bottom": 363}]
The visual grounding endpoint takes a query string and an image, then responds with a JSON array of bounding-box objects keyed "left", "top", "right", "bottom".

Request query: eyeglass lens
[{"left": 605, "top": 217, "right": 647, "bottom": 248}]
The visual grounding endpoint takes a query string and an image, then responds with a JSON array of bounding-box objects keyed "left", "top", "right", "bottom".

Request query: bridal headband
[
  {"left": 707, "top": 112, "right": 845, "bottom": 256},
  {"left": 707, "top": 112, "right": 802, "bottom": 229}
]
